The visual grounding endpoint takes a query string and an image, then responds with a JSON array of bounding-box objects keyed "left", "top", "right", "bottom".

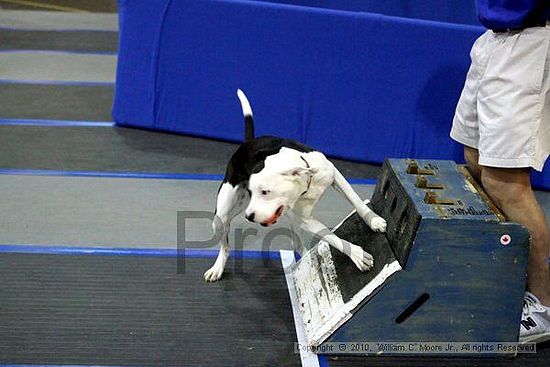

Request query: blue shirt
[{"left": 477, "top": 0, "right": 550, "bottom": 30}]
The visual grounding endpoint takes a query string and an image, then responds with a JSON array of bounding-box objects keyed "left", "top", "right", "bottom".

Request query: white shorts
[{"left": 450, "top": 24, "right": 550, "bottom": 171}]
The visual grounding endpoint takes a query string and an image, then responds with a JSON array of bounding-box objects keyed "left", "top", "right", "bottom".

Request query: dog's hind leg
[
  {"left": 204, "top": 182, "right": 249, "bottom": 282},
  {"left": 331, "top": 168, "right": 387, "bottom": 232}
]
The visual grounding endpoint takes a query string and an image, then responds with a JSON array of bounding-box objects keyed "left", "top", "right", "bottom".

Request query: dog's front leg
[
  {"left": 296, "top": 217, "right": 373, "bottom": 271},
  {"left": 204, "top": 183, "right": 248, "bottom": 282},
  {"left": 289, "top": 220, "right": 308, "bottom": 256},
  {"left": 332, "top": 168, "right": 386, "bottom": 232}
]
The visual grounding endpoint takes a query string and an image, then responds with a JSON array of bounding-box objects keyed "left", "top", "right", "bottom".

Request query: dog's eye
[{"left": 261, "top": 190, "right": 270, "bottom": 196}]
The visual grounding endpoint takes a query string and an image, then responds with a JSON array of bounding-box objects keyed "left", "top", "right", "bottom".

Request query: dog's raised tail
[{"left": 237, "top": 89, "right": 254, "bottom": 142}]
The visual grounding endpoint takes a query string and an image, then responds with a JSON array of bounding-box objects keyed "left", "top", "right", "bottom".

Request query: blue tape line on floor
[
  {"left": 0, "top": 27, "right": 118, "bottom": 33},
  {"left": 0, "top": 49, "right": 118, "bottom": 56},
  {"left": 0, "top": 244, "right": 282, "bottom": 259},
  {"left": 0, "top": 168, "right": 226, "bottom": 181},
  {"left": 348, "top": 178, "right": 377, "bottom": 185},
  {"left": 0, "top": 118, "right": 114, "bottom": 127},
  {"left": 0, "top": 168, "right": 376, "bottom": 184},
  {"left": 317, "top": 355, "right": 330, "bottom": 367}
]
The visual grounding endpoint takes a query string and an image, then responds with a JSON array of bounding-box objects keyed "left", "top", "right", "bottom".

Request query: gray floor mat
[
  {"left": 0, "top": 175, "right": 374, "bottom": 249},
  {"left": 0, "top": 251, "right": 299, "bottom": 366},
  {"left": 0, "top": 10, "right": 118, "bottom": 31},
  {"left": 0, "top": 29, "right": 118, "bottom": 53},
  {"left": 0, "top": 125, "right": 382, "bottom": 178},
  {"left": 0, "top": 0, "right": 118, "bottom": 12},
  {"left": 0, "top": 84, "right": 113, "bottom": 121},
  {"left": 0, "top": 52, "right": 116, "bottom": 83}
]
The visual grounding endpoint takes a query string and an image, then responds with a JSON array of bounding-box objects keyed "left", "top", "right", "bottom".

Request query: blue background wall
[
  {"left": 262, "top": 0, "right": 479, "bottom": 25},
  {"left": 113, "top": 0, "right": 550, "bottom": 189}
]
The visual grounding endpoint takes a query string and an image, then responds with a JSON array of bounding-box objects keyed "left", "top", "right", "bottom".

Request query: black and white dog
[{"left": 204, "top": 90, "right": 387, "bottom": 282}]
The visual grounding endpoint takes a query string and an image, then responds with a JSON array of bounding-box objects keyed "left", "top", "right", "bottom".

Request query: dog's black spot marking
[{"left": 224, "top": 136, "right": 314, "bottom": 187}]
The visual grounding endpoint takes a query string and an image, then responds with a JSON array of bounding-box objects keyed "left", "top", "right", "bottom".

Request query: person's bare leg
[
  {"left": 480, "top": 167, "right": 550, "bottom": 306},
  {"left": 464, "top": 146, "right": 482, "bottom": 183}
]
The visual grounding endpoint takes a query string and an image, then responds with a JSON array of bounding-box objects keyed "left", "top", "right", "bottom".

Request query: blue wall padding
[
  {"left": 114, "top": 0, "right": 172, "bottom": 128},
  {"left": 113, "top": 0, "right": 550, "bottom": 190},
  {"left": 260, "top": 0, "right": 480, "bottom": 25}
]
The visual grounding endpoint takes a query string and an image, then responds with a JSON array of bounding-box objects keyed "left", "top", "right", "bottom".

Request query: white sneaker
[{"left": 519, "top": 292, "right": 550, "bottom": 344}]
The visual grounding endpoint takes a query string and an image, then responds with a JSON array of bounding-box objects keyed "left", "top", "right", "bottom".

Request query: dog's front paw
[
  {"left": 204, "top": 264, "right": 224, "bottom": 282},
  {"left": 349, "top": 244, "right": 374, "bottom": 272},
  {"left": 369, "top": 216, "right": 387, "bottom": 233}
]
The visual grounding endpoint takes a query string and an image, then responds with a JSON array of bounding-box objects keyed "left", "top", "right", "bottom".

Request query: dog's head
[{"left": 245, "top": 151, "right": 311, "bottom": 227}]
